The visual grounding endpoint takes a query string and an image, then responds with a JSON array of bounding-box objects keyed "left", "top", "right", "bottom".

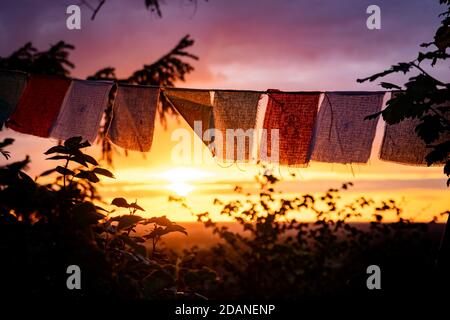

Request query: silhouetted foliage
[
  {"left": 0, "top": 137, "right": 213, "bottom": 299},
  {"left": 86, "top": 35, "right": 197, "bottom": 86},
  {"left": 0, "top": 41, "right": 75, "bottom": 76},
  {"left": 0, "top": 138, "right": 14, "bottom": 159},
  {"left": 358, "top": 0, "right": 450, "bottom": 186},
  {"left": 173, "top": 167, "right": 441, "bottom": 299}
]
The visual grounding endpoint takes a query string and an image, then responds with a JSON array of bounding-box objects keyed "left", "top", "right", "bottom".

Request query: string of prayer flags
[
  {"left": 3, "top": 68, "right": 447, "bottom": 169},
  {"left": 261, "top": 91, "right": 320, "bottom": 166},
  {"left": 50, "top": 80, "right": 113, "bottom": 143},
  {"left": 380, "top": 117, "right": 430, "bottom": 165},
  {"left": 7, "top": 75, "right": 71, "bottom": 137},
  {"left": 0, "top": 70, "right": 28, "bottom": 129},
  {"left": 107, "top": 85, "right": 159, "bottom": 152},
  {"left": 212, "top": 91, "right": 261, "bottom": 161},
  {"left": 165, "top": 89, "right": 214, "bottom": 145},
  {"left": 380, "top": 104, "right": 450, "bottom": 165},
  {"left": 310, "top": 92, "right": 384, "bottom": 163}
]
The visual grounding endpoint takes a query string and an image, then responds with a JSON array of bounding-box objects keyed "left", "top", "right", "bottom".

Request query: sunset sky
[{"left": 0, "top": 0, "right": 449, "bottom": 222}]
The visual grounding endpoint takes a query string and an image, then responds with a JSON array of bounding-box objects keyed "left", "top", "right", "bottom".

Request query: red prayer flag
[
  {"left": 261, "top": 90, "right": 320, "bottom": 166},
  {"left": 7, "top": 75, "right": 71, "bottom": 137}
]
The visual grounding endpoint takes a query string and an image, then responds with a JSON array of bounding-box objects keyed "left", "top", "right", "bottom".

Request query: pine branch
[{"left": 87, "top": 35, "right": 198, "bottom": 165}]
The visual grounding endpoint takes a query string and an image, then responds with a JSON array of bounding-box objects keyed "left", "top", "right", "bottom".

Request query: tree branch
[
  {"left": 80, "top": 0, "right": 106, "bottom": 20},
  {"left": 91, "top": 0, "right": 106, "bottom": 20},
  {"left": 411, "top": 62, "right": 447, "bottom": 87}
]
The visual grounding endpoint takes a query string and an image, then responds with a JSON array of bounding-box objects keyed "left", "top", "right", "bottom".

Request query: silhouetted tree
[
  {"left": 0, "top": 41, "right": 75, "bottom": 76},
  {"left": 358, "top": 0, "right": 450, "bottom": 185},
  {"left": 172, "top": 168, "right": 438, "bottom": 299},
  {"left": 358, "top": 0, "right": 450, "bottom": 273}
]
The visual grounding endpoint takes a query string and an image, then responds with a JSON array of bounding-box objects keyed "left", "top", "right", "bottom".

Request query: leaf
[
  {"left": 88, "top": 172, "right": 100, "bottom": 183},
  {"left": 420, "top": 41, "right": 434, "bottom": 48},
  {"left": 70, "top": 154, "right": 89, "bottom": 167},
  {"left": 83, "top": 154, "right": 98, "bottom": 166},
  {"left": 129, "top": 202, "right": 144, "bottom": 212},
  {"left": 357, "top": 62, "right": 413, "bottom": 83},
  {"left": 405, "top": 74, "right": 440, "bottom": 95},
  {"left": 72, "top": 202, "right": 105, "bottom": 227},
  {"left": 46, "top": 155, "right": 71, "bottom": 161},
  {"left": 145, "top": 224, "right": 187, "bottom": 238},
  {"left": 381, "top": 93, "right": 419, "bottom": 124},
  {"left": 110, "top": 198, "right": 144, "bottom": 214},
  {"left": 415, "top": 115, "right": 444, "bottom": 144},
  {"left": 111, "top": 197, "right": 129, "bottom": 208},
  {"left": 93, "top": 167, "right": 115, "bottom": 179},
  {"left": 78, "top": 141, "right": 91, "bottom": 148},
  {"left": 44, "top": 145, "right": 70, "bottom": 155},
  {"left": 75, "top": 170, "right": 90, "bottom": 180},
  {"left": 64, "top": 136, "right": 83, "bottom": 148},
  {"left": 55, "top": 166, "right": 74, "bottom": 176},
  {"left": 75, "top": 170, "right": 100, "bottom": 183},
  {"left": 95, "top": 205, "right": 109, "bottom": 213},
  {"left": 445, "top": 160, "right": 450, "bottom": 176},
  {"left": 380, "top": 82, "right": 402, "bottom": 90},
  {"left": 0, "top": 138, "right": 14, "bottom": 148},
  {"left": 5, "top": 156, "right": 30, "bottom": 173},
  {"left": 147, "top": 215, "right": 173, "bottom": 227},
  {"left": 165, "top": 224, "right": 187, "bottom": 235},
  {"left": 364, "top": 110, "right": 383, "bottom": 121},
  {"left": 425, "top": 141, "right": 450, "bottom": 165},
  {"left": 435, "top": 24, "right": 450, "bottom": 51},
  {"left": 145, "top": 226, "right": 166, "bottom": 238},
  {"left": 39, "top": 168, "right": 57, "bottom": 177},
  {"left": 0, "top": 150, "right": 10, "bottom": 160},
  {"left": 112, "top": 215, "right": 144, "bottom": 230}
]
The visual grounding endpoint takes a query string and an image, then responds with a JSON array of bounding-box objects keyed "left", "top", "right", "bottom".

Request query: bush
[
  {"left": 174, "top": 167, "right": 440, "bottom": 299},
  {"left": 0, "top": 137, "right": 213, "bottom": 300}
]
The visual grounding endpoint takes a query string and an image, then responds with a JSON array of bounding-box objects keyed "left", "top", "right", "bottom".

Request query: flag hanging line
[
  {"left": 1, "top": 69, "right": 393, "bottom": 95},
  {"left": 3, "top": 69, "right": 440, "bottom": 169},
  {"left": 95, "top": 81, "right": 391, "bottom": 95}
]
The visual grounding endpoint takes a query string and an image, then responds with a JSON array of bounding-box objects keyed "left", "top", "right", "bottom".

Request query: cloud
[{"left": 1, "top": 0, "right": 446, "bottom": 86}]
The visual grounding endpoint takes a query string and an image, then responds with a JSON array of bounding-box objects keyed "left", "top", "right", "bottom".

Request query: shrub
[
  {"left": 0, "top": 137, "right": 213, "bottom": 300},
  {"left": 174, "top": 167, "right": 439, "bottom": 299}
]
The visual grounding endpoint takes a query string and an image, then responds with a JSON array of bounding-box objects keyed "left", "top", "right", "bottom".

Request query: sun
[
  {"left": 158, "top": 167, "right": 212, "bottom": 197},
  {"left": 167, "top": 182, "right": 194, "bottom": 197}
]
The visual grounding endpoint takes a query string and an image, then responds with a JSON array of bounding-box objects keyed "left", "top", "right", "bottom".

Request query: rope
[{"left": 10, "top": 69, "right": 393, "bottom": 95}]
